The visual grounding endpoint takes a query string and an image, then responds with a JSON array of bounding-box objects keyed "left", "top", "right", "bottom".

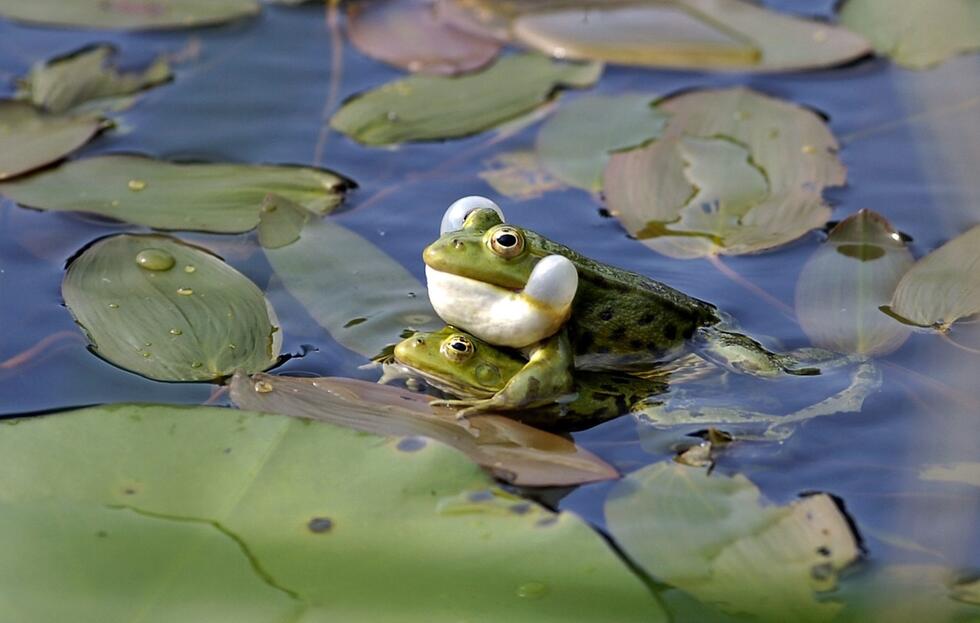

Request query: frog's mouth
[{"left": 379, "top": 361, "right": 493, "bottom": 400}]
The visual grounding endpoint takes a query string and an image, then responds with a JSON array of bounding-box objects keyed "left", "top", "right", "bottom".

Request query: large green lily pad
[
  {"left": 63, "top": 234, "right": 280, "bottom": 381},
  {"left": 0, "top": 0, "right": 259, "bottom": 30},
  {"left": 330, "top": 53, "right": 602, "bottom": 145},
  {"left": 0, "top": 403, "right": 665, "bottom": 621},
  {"left": 0, "top": 100, "right": 106, "bottom": 181},
  {"left": 606, "top": 461, "right": 860, "bottom": 622},
  {"left": 0, "top": 155, "right": 352, "bottom": 233}
]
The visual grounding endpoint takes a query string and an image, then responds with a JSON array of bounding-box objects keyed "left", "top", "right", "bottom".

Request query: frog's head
[{"left": 393, "top": 326, "right": 523, "bottom": 398}]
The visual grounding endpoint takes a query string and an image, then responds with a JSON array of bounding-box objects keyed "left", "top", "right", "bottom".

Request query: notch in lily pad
[{"left": 0, "top": 100, "right": 108, "bottom": 181}]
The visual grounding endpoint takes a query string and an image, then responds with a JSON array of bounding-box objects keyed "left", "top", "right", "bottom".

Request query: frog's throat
[{"left": 425, "top": 264, "right": 576, "bottom": 348}]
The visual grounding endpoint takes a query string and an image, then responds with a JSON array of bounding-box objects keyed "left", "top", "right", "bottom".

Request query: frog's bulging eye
[
  {"left": 489, "top": 227, "right": 525, "bottom": 258},
  {"left": 441, "top": 335, "right": 475, "bottom": 362}
]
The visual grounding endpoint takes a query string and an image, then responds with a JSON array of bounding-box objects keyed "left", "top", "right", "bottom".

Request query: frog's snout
[{"left": 394, "top": 335, "right": 425, "bottom": 362}]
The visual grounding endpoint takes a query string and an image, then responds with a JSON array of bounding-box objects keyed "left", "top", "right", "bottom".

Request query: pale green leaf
[
  {"left": 0, "top": 100, "right": 105, "bottom": 181},
  {"left": 478, "top": 150, "right": 564, "bottom": 200},
  {"left": 256, "top": 193, "right": 310, "bottom": 249},
  {"left": 0, "top": 0, "right": 259, "bottom": 30}
]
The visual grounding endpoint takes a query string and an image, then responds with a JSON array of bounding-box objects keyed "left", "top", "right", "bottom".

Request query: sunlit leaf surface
[
  {"left": 0, "top": 0, "right": 259, "bottom": 30},
  {"left": 535, "top": 94, "right": 667, "bottom": 191},
  {"left": 884, "top": 225, "right": 980, "bottom": 329},
  {"left": 63, "top": 234, "right": 280, "bottom": 381},
  {"left": 478, "top": 150, "right": 564, "bottom": 200},
  {"left": 606, "top": 462, "right": 860, "bottom": 622},
  {"left": 330, "top": 54, "right": 602, "bottom": 145},
  {"left": 256, "top": 193, "right": 310, "bottom": 249},
  {"left": 839, "top": 0, "right": 980, "bottom": 69},
  {"left": 230, "top": 373, "right": 620, "bottom": 487},
  {"left": 0, "top": 100, "right": 105, "bottom": 180},
  {"left": 604, "top": 87, "right": 845, "bottom": 258},
  {"left": 795, "top": 210, "right": 913, "bottom": 356},
  {"left": 0, "top": 155, "right": 352, "bottom": 233}
]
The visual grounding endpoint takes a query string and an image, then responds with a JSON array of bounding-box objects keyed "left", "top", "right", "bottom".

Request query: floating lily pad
[
  {"left": 0, "top": 100, "right": 106, "bottom": 181},
  {"left": 347, "top": 0, "right": 502, "bottom": 75},
  {"left": 606, "top": 461, "right": 860, "bottom": 622},
  {"left": 604, "top": 88, "right": 845, "bottom": 259},
  {"left": 842, "top": 565, "right": 980, "bottom": 619},
  {"left": 256, "top": 193, "right": 311, "bottom": 249},
  {"left": 63, "top": 234, "right": 280, "bottom": 381},
  {"left": 330, "top": 53, "right": 602, "bottom": 146},
  {"left": 230, "top": 373, "right": 619, "bottom": 486},
  {"left": 265, "top": 218, "right": 441, "bottom": 359},
  {"left": 839, "top": 0, "right": 980, "bottom": 69},
  {"left": 0, "top": 155, "right": 352, "bottom": 233},
  {"left": 17, "top": 44, "right": 172, "bottom": 114},
  {"left": 478, "top": 150, "right": 564, "bottom": 200},
  {"left": 0, "top": 0, "right": 260, "bottom": 30},
  {"left": 535, "top": 94, "right": 667, "bottom": 191},
  {"left": 0, "top": 403, "right": 664, "bottom": 621},
  {"left": 883, "top": 225, "right": 980, "bottom": 330},
  {"left": 795, "top": 210, "right": 914, "bottom": 356}
]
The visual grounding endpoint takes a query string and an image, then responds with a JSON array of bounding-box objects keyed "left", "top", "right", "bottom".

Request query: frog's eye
[
  {"left": 441, "top": 335, "right": 475, "bottom": 362},
  {"left": 440, "top": 196, "right": 505, "bottom": 234},
  {"left": 488, "top": 227, "right": 525, "bottom": 258}
]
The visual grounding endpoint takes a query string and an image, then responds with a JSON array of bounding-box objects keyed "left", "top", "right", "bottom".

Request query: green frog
[
  {"left": 382, "top": 326, "right": 667, "bottom": 431},
  {"left": 423, "top": 196, "right": 817, "bottom": 416}
]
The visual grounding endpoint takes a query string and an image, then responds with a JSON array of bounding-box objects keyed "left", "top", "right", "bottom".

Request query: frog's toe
[{"left": 430, "top": 397, "right": 478, "bottom": 409}]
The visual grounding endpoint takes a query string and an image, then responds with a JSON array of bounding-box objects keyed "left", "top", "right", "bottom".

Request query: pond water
[{"left": 1, "top": 1, "right": 978, "bottom": 619}]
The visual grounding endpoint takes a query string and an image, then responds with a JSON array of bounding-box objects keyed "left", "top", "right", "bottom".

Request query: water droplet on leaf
[
  {"left": 135, "top": 249, "right": 175, "bottom": 271},
  {"left": 516, "top": 582, "right": 549, "bottom": 599},
  {"left": 254, "top": 380, "right": 274, "bottom": 393},
  {"left": 176, "top": 288, "right": 193, "bottom": 296},
  {"left": 127, "top": 179, "right": 147, "bottom": 191},
  {"left": 169, "top": 328, "right": 182, "bottom": 336}
]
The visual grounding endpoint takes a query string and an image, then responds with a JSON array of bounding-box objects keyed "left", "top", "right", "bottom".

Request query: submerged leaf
[
  {"left": 795, "top": 210, "right": 913, "bottom": 356},
  {"left": 535, "top": 94, "right": 667, "bottom": 191},
  {"left": 63, "top": 234, "right": 280, "bottom": 381},
  {"left": 0, "top": 100, "right": 105, "bottom": 181},
  {"left": 606, "top": 462, "right": 860, "bottom": 622},
  {"left": 478, "top": 150, "right": 564, "bottom": 200},
  {"left": 256, "top": 193, "right": 310, "bottom": 249},
  {"left": 839, "top": 0, "right": 980, "bottom": 69},
  {"left": 920, "top": 462, "right": 980, "bottom": 487},
  {"left": 884, "top": 225, "right": 980, "bottom": 330},
  {"left": 330, "top": 53, "right": 602, "bottom": 145},
  {"left": 17, "top": 44, "right": 172, "bottom": 114},
  {"left": 0, "top": 403, "right": 663, "bottom": 621},
  {"left": 0, "top": 0, "right": 259, "bottom": 30},
  {"left": 604, "top": 88, "right": 845, "bottom": 258},
  {"left": 0, "top": 155, "right": 352, "bottom": 233},
  {"left": 230, "top": 373, "right": 619, "bottom": 487}
]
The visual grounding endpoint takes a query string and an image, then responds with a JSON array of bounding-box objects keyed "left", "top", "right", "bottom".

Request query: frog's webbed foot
[
  {"left": 429, "top": 396, "right": 512, "bottom": 419},
  {"left": 696, "top": 327, "right": 822, "bottom": 378}
]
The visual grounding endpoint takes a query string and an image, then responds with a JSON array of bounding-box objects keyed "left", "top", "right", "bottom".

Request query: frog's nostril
[{"left": 452, "top": 239, "right": 463, "bottom": 249}]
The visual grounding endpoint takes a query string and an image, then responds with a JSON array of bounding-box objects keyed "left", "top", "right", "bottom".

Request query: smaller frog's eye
[
  {"left": 488, "top": 227, "right": 525, "bottom": 258},
  {"left": 441, "top": 335, "right": 475, "bottom": 362}
]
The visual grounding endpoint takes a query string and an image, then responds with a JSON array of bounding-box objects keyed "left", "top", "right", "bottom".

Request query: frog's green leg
[
  {"left": 694, "top": 326, "right": 821, "bottom": 377},
  {"left": 431, "top": 331, "right": 575, "bottom": 418}
]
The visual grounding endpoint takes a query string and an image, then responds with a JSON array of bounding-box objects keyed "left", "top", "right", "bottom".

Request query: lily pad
[
  {"left": 0, "top": 155, "right": 352, "bottom": 233},
  {"left": 264, "top": 218, "right": 441, "bottom": 359},
  {"left": 839, "top": 0, "right": 980, "bottom": 69},
  {"left": 17, "top": 44, "right": 172, "bottom": 114},
  {"left": 63, "top": 234, "right": 280, "bottom": 381},
  {"left": 606, "top": 461, "right": 860, "bottom": 622},
  {"left": 604, "top": 88, "right": 845, "bottom": 259},
  {"left": 535, "top": 94, "right": 667, "bottom": 191},
  {"left": 795, "top": 210, "right": 914, "bottom": 356},
  {"left": 0, "top": 0, "right": 260, "bottom": 30},
  {"left": 883, "top": 224, "right": 980, "bottom": 330},
  {"left": 478, "top": 150, "right": 564, "bottom": 200},
  {"left": 0, "top": 403, "right": 664, "bottom": 621},
  {"left": 329, "top": 53, "right": 602, "bottom": 146},
  {"left": 230, "top": 373, "right": 619, "bottom": 487},
  {"left": 347, "top": 0, "right": 502, "bottom": 75},
  {"left": 256, "top": 193, "right": 311, "bottom": 249},
  {"left": 0, "top": 100, "right": 106, "bottom": 181}
]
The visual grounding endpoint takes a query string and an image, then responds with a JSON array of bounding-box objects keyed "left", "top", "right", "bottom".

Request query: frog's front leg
[
  {"left": 694, "top": 326, "right": 821, "bottom": 377},
  {"left": 432, "top": 331, "right": 575, "bottom": 418}
]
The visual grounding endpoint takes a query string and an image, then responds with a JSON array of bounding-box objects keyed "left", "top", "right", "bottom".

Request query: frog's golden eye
[
  {"left": 441, "top": 335, "right": 475, "bottom": 362},
  {"left": 489, "top": 227, "right": 525, "bottom": 258}
]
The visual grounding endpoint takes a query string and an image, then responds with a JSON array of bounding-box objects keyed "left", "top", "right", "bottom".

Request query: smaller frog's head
[{"left": 393, "top": 326, "right": 523, "bottom": 398}]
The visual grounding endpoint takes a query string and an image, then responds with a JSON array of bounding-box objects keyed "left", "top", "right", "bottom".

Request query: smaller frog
[{"left": 383, "top": 326, "right": 667, "bottom": 432}]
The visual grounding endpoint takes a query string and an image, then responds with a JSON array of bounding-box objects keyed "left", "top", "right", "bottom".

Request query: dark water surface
[{"left": 1, "top": 0, "right": 978, "bottom": 607}]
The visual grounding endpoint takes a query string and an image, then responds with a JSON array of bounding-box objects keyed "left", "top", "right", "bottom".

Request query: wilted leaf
[
  {"left": 883, "top": 225, "right": 980, "bottom": 330},
  {"left": 795, "top": 210, "right": 913, "bottom": 356},
  {"left": 0, "top": 155, "right": 352, "bottom": 233},
  {"left": 347, "top": 0, "right": 501, "bottom": 75},
  {"left": 17, "top": 44, "right": 172, "bottom": 114},
  {"left": 478, "top": 150, "right": 564, "bottom": 200},
  {"left": 606, "top": 462, "right": 860, "bottom": 622},
  {"left": 330, "top": 53, "right": 602, "bottom": 145},
  {"left": 839, "top": 0, "right": 980, "bottom": 69},
  {"left": 230, "top": 373, "right": 619, "bottom": 487},
  {"left": 0, "top": 100, "right": 106, "bottom": 181},
  {"left": 264, "top": 218, "right": 441, "bottom": 359},
  {"left": 256, "top": 193, "right": 311, "bottom": 249},
  {"left": 535, "top": 94, "right": 666, "bottom": 191},
  {"left": 0, "top": 403, "right": 663, "bottom": 621},
  {"left": 605, "top": 88, "right": 845, "bottom": 258},
  {"left": 920, "top": 462, "right": 980, "bottom": 487},
  {"left": 63, "top": 234, "right": 280, "bottom": 381},
  {"left": 0, "top": 0, "right": 259, "bottom": 30}
]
